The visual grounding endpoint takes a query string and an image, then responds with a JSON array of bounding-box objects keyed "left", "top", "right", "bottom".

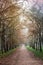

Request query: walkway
[{"left": 0, "top": 46, "right": 43, "bottom": 65}]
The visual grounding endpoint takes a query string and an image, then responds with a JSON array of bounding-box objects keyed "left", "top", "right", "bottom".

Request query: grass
[
  {"left": 26, "top": 46, "right": 43, "bottom": 60},
  {"left": 0, "top": 48, "right": 16, "bottom": 58}
]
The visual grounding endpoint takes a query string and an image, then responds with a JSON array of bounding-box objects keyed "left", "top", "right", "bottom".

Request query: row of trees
[
  {"left": 0, "top": 0, "right": 20, "bottom": 53},
  {"left": 27, "top": 1, "right": 43, "bottom": 52}
]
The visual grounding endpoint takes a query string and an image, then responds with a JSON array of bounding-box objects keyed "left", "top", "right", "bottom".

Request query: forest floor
[{"left": 0, "top": 46, "right": 43, "bottom": 65}]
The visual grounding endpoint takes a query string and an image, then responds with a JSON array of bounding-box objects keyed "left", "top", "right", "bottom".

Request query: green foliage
[
  {"left": 0, "top": 48, "right": 16, "bottom": 58},
  {"left": 26, "top": 46, "right": 43, "bottom": 60}
]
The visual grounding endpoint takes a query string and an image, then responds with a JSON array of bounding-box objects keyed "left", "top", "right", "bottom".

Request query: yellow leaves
[{"left": 3, "top": 4, "right": 20, "bottom": 18}]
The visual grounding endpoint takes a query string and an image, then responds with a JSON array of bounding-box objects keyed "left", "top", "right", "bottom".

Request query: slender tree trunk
[
  {"left": 36, "top": 42, "right": 37, "bottom": 50},
  {"left": 39, "top": 27, "right": 42, "bottom": 52}
]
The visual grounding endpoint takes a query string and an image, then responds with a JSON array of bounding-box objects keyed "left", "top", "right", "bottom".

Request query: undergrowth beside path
[
  {"left": 0, "top": 48, "right": 16, "bottom": 58},
  {"left": 26, "top": 46, "right": 43, "bottom": 60}
]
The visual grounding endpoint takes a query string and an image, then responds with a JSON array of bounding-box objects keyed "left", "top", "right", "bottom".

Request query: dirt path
[{"left": 0, "top": 46, "right": 43, "bottom": 65}]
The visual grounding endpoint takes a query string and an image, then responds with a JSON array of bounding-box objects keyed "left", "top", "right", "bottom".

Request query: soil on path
[{"left": 0, "top": 46, "right": 43, "bottom": 65}]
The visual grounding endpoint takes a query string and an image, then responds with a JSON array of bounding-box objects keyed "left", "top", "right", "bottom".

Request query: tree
[{"left": 28, "top": 1, "right": 43, "bottom": 51}]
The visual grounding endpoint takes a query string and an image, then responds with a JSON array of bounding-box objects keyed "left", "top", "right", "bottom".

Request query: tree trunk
[{"left": 39, "top": 27, "right": 42, "bottom": 52}]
